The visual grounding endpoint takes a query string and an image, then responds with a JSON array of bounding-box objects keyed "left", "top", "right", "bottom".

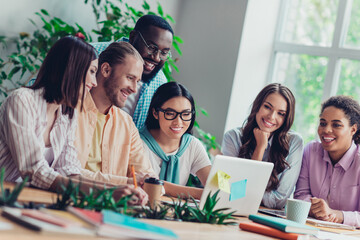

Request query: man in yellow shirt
[{"left": 76, "top": 41, "right": 155, "bottom": 185}]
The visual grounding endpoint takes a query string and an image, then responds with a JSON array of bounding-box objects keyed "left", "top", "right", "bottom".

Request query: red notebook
[
  {"left": 21, "top": 209, "right": 72, "bottom": 228},
  {"left": 67, "top": 207, "right": 102, "bottom": 226},
  {"left": 239, "top": 222, "right": 309, "bottom": 240}
]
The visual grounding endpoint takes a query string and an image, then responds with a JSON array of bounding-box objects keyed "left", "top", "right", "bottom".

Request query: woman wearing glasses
[
  {"left": 222, "top": 83, "right": 304, "bottom": 209},
  {"left": 140, "top": 82, "right": 211, "bottom": 199}
]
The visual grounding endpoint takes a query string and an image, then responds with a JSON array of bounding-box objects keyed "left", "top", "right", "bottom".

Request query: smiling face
[
  {"left": 153, "top": 96, "right": 192, "bottom": 140},
  {"left": 131, "top": 25, "right": 173, "bottom": 81},
  {"left": 318, "top": 106, "right": 357, "bottom": 162},
  {"left": 255, "top": 93, "right": 287, "bottom": 134},
  {"left": 85, "top": 59, "right": 98, "bottom": 92},
  {"left": 79, "top": 59, "right": 98, "bottom": 100},
  {"left": 103, "top": 55, "right": 143, "bottom": 108}
]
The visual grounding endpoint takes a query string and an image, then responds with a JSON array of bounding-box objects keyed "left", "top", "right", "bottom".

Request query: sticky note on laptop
[
  {"left": 230, "top": 179, "right": 247, "bottom": 201},
  {"left": 213, "top": 170, "right": 231, "bottom": 193}
]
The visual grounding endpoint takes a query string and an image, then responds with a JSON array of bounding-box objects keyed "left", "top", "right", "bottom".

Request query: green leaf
[
  {"left": 28, "top": 18, "right": 37, "bottom": 27},
  {"left": 1, "top": 72, "right": 7, "bottom": 80},
  {"left": 142, "top": 1, "right": 150, "bottom": 10},
  {"left": 199, "top": 107, "right": 209, "bottom": 117},
  {"left": 37, "top": 15, "right": 52, "bottom": 33},
  {"left": 54, "top": 17, "right": 65, "bottom": 25},
  {"left": 8, "top": 67, "right": 20, "bottom": 79},
  {"left": 157, "top": 3, "right": 164, "bottom": 16},
  {"left": 7, "top": 176, "right": 28, "bottom": 205},
  {"left": 172, "top": 41, "right": 182, "bottom": 56},
  {"left": 0, "top": 168, "right": 5, "bottom": 201},
  {"left": 174, "top": 35, "right": 184, "bottom": 44},
  {"left": 40, "top": 9, "right": 49, "bottom": 16},
  {"left": 20, "top": 68, "right": 27, "bottom": 79},
  {"left": 169, "top": 61, "right": 179, "bottom": 72},
  {"left": 165, "top": 14, "right": 175, "bottom": 23}
]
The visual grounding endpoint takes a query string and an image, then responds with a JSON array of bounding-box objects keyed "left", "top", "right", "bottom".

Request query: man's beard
[
  {"left": 103, "top": 74, "right": 124, "bottom": 108},
  {"left": 141, "top": 63, "right": 163, "bottom": 83}
]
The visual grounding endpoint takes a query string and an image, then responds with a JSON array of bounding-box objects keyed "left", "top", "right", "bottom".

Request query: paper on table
[
  {"left": 212, "top": 170, "right": 231, "bottom": 193},
  {"left": 0, "top": 221, "right": 12, "bottom": 230},
  {"left": 306, "top": 218, "right": 356, "bottom": 230},
  {"left": 230, "top": 179, "right": 247, "bottom": 201},
  {"left": 315, "top": 231, "right": 360, "bottom": 240}
]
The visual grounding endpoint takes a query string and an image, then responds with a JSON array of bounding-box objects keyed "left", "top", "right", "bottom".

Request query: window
[{"left": 268, "top": 0, "right": 360, "bottom": 142}]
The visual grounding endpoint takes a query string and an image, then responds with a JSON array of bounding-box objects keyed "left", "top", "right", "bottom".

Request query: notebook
[
  {"left": 199, "top": 155, "right": 274, "bottom": 216},
  {"left": 258, "top": 209, "right": 356, "bottom": 230}
]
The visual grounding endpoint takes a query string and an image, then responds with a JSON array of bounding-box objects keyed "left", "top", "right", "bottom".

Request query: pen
[{"left": 131, "top": 165, "right": 138, "bottom": 188}]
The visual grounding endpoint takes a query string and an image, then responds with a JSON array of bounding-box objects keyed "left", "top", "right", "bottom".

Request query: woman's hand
[
  {"left": 253, "top": 128, "right": 270, "bottom": 148},
  {"left": 252, "top": 128, "right": 270, "bottom": 161},
  {"left": 310, "top": 197, "right": 343, "bottom": 223}
]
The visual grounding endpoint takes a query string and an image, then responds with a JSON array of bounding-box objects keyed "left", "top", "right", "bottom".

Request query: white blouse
[
  {"left": 0, "top": 88, "right": 81, "bottom": 189},
  {"left": 142, "top": 137, "right": 211, "bottom": 186}
]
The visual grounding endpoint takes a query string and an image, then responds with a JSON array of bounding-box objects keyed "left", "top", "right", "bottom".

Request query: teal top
[{"left": 140, "top": 127, "right": 194, "bottom": 184}]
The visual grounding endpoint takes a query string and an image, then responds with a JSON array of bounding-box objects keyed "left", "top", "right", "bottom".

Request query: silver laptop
[{"left": 199, "top": 155, "right": 274, "bottom": 216}]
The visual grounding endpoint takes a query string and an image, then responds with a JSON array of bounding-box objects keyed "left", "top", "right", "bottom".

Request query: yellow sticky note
[{"left": 214, "top": 170, "right": 231, "bottom": 194}]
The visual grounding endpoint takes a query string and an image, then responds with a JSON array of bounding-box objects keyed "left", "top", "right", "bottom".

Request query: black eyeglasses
[
  {"left": 137, "top": 31, "right": 172, "bottom": 60},
  {"left": 157, "top": 108, "right": 194, "bottom": 121}
]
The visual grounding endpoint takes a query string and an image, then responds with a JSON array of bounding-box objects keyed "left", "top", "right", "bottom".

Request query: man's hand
[
  {"left": 127, "top": 173, "right": 155, "bottom": 187},
  {"left": 113, "top": 185, "right": 149, "bottom": 206}
]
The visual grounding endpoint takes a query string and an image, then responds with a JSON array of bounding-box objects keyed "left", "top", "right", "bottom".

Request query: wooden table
[{"left": 0, "top": 183, "right": 359, "bottom": 240}]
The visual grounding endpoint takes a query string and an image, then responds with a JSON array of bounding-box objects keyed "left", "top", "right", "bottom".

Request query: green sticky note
[
  {"left": 214, "top": 170, "right": 231, "bottom": 193},
  {"left": 230, "top": 179, "right": 247, "bottom": 201}
]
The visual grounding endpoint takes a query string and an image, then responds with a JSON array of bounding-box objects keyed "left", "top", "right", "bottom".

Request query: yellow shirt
[
  {"left": 86, "top": 112, "right": 106, "bottom": 172},
  {"left": 75, "top": 93, "right": 155, "bottom": 185}
]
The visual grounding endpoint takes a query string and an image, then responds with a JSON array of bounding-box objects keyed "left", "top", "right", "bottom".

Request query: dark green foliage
[
  {"left": 136, "top": 204, "right": 171, "bottom": 220},
  {"left": 0, "top": 172, "right": 236, "bottom": 225},
  {"left": 0, "top": 167, "right": 28, "bottom": 207},
  {"left": 164, "top": 191, "right": 237, "bottom": 225},
  {"left": 169, "top": 197, "right": 192, "bottom": 221},
  {"left": 51, "top": 179, "right": 132, "bottom": 214},
  {"left": 187, "top": 190, "right": 237, "bottom": 225},
  {"left": 0, "top": 10, "right": 92, "bottom": 97}
]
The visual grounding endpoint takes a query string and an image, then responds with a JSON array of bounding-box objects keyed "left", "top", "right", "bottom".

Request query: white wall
[
  {"left": 173, "top": 0, "right": 248, "bottom": 143},
  {"left": 0, "top": 0, "right": 179, "bottom": 49},
  {"left": 224, "top": 0, "right": 281, "bottom": 133}
]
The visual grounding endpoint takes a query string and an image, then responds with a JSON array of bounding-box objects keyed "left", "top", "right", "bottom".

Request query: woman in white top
[
  {"left": 0, "top": 36, "right": 147, "bottom": 204},
  {"left": 140, "top": 82, "right": 211, "bottom": 199}
]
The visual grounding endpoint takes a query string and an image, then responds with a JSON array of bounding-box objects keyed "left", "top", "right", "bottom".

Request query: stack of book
[
  {"left": 239, "top": 214, "right": 319, "bottom": 240},
  {"left": 1, "top": 206, "right": 178, "bottom": 239}
]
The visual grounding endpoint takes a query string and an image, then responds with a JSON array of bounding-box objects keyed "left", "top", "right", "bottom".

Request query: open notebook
[{"left": 258, "top": 208, "right": 356, "bottom": 230}]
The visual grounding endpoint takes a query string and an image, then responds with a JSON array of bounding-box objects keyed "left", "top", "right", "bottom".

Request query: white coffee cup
[{"left": 286, "top": 198, "right": 311, "bottom": 224}]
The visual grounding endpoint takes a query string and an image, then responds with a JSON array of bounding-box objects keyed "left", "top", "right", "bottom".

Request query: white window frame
[{"left": 266, "top": 0, "right": 360, "bottom": 102}]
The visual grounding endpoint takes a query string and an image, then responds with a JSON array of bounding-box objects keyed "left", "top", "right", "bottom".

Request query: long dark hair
[
  {"left": 30, "top": 36, "right": 97, "bottom": 119},
  {"left": 239, "top": 83, "right": 295, "bottom": 191},
  {"left": 145, "top": 81, "right": 196, "bottom": 134},
  {"left": 321, "top": 95, "right": 360, "bottom": 144}
]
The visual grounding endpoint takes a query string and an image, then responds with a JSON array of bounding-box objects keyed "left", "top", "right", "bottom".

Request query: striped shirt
[{"left": 0, "top": 88, "right": 81, "bottom": 189}]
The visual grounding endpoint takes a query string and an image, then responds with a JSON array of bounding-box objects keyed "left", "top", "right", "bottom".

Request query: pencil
[{"left": 131, "top": 165, "right": 138, "bottom": 188}]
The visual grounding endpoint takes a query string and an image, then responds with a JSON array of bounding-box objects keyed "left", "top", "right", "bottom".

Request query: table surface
[{"left": 0, "top": 182, "right": 359, "bottom": 240}]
